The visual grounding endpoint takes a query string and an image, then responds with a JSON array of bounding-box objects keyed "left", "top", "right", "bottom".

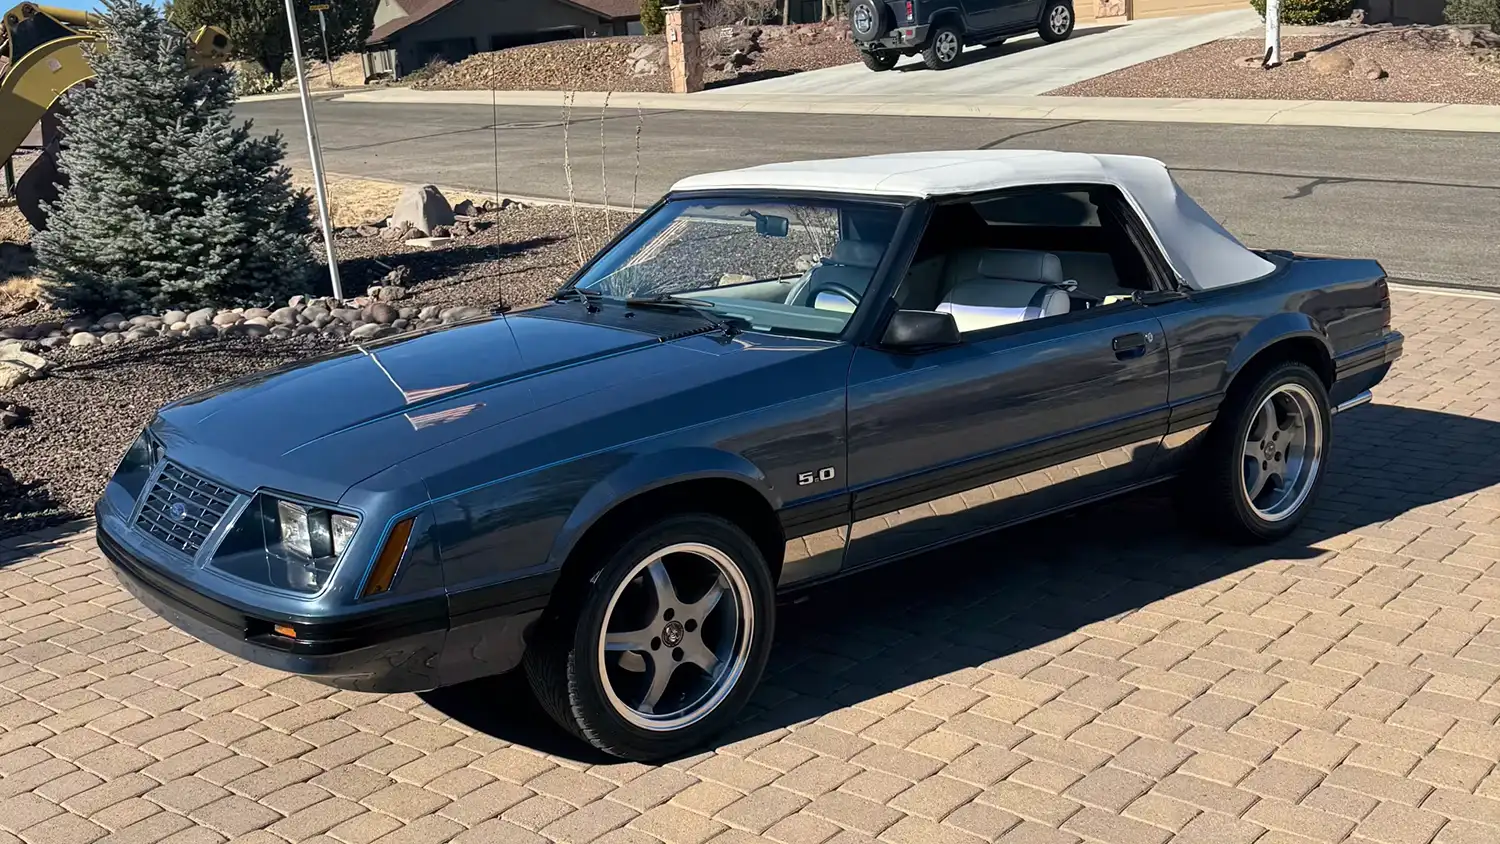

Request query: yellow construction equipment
[{"left": 1, "top": 3, "right": 231, "bottom": 230}]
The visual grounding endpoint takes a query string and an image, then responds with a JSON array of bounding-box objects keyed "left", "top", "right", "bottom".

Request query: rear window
[{"left": 972, "top": 191, "right": 1100, "bottom": 227}]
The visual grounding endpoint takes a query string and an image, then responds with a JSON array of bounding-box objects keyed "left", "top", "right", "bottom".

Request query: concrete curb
[
  {"left": 239, "top": 86, "right": 377, "bottom": 103},
  {"left": 333, "top": 87, "right": 1500, "bottom": 133}
]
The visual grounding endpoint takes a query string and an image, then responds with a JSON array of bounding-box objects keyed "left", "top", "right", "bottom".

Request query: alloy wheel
[
  {"left": 936, "top": 31, "right": 960, "bottom": 64},
  {"left": 1050, "top": 6, "right": 1072, "bottom": 35},
  {"left": 597, "top": 542, "right": 754, "bottom": 731},
  {"left": 1240, "top": 383, "right": 1324, "bottom": 521}
]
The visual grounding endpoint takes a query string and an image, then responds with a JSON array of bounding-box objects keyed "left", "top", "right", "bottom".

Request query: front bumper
[
  {"left": 98, "top": 524, "right": 449, "bottom": 692},
  {"left": 863, "top": 24, "right": 930, "bottom": 51}
]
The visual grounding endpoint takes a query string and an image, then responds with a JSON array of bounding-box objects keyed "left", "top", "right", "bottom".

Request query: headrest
[
  {"left": 976, "top": 250, "right": 1064, "bottom": 284},
  {"left": 829, "top": 240, "right": 884, "bottom": 269}
]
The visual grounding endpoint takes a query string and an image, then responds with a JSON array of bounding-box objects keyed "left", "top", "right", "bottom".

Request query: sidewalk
[{"left": 336, "top": 86, "right": 1500, "bottom": 133}]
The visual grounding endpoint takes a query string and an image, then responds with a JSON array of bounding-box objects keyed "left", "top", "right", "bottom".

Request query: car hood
[{"left": 152, "top": 310, "right": 713, "bottom": 502}]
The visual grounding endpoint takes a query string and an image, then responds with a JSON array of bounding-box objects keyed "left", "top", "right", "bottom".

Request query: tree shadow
[
  {"left": 0, "top": 476, "right": 73, "bottom": 556},
  {"left": 321, "top": 235, "right": 563, "bottom": 297},
  {"left": 425, "top": 403, "right": 1500, "bottom": 764}
]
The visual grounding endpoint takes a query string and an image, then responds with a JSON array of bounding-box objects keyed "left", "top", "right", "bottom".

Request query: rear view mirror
[
  {"left": 881, "top": 310, "right": 961, "bottom": 350},
  {"left": 745, "top": 211, "right": 789, "bottom": 238}
]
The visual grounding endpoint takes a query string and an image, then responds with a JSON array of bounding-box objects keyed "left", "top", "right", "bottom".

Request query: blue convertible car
[{"left": 97, "top": 152, "right": 1402, "bottom": 760}]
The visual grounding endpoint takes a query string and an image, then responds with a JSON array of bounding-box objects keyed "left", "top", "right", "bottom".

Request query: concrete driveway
[{"left": 698, "top": 10, "right": 1258, "bottom": 98}]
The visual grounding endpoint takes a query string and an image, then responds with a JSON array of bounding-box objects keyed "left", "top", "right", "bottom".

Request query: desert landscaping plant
[
  {"left": 641, "top": 0, "right": 666, "bottom": 35},
  {"left": 1249, "top": 0, "right": 1354, "bottom": 24},
  {"left": 34, "top": 0, "right": 315, "bottom": 312},
  {"left": 1446, "top": 0, "right": 1500, "bottom": 29}
]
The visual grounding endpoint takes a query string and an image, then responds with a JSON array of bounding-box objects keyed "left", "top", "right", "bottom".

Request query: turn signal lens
[
  {"left": 906, "top": 1, "right": 913, "bottom": 20},
  {"left": 273, "top": 624, "right": 297, "bottom": 639},
  {"left": 362, "top": 518, "right": 414, "bottom": 598}
]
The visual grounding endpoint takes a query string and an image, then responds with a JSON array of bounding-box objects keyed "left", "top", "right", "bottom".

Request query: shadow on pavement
[
  {"left": 426, "top": 403, "right": 1500, "bottom": 763},
  {"left": 335, "top": 235, "right": 563, "bottom": 297},
  {"left": 894, "top": 24, "right": 1125, "bottom": 73}
]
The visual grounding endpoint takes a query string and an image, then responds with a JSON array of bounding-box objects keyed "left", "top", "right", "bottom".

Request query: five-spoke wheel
[
  {"left": 526, "top": 514, "right": 774, "bottom": 761},
  {"left": 1241, "top": 383, "right": 1323, "bottom": 522}
]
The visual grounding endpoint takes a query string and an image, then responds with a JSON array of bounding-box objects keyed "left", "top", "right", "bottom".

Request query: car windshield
[{"left": 570, "top": 197, "right": 903, "bottom": 339}]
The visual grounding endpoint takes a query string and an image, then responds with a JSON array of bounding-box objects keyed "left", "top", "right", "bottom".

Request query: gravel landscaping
[
  {"left": 414, "top": 20, "right": 858, "bottom": 93},
  {"left": 0, "top": 201, "right": 625, "bottom": 537},
  {"left": 1050, "top": 26, "right": 1500, "bottom": 104}
]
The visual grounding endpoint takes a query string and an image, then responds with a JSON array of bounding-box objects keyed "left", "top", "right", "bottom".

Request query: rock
[
  {"left": 0, "top": 403, "right": 30, "bottom": 429},
  {"left": 244, "top": 308, "right": 273, "bottom": 319},
  {"left": 289, "top": 296, "right": 306, "bottom": 308},
  {"left": 70, "top": 332, "right": 99, "bottom": 347},
  {"left": 433, "top": 224, "right": 454, "bottom": 238},
  {"left": 453, "top": 199, "right": 479, "bottom": 217},
  {"left": 380, "top": 223, "right": 412, "bottom": 241},
  {"left": 213, "top": 311, "right": 242, "bottom": 326},
  {"left": 304, "top": 305, "right": 330, "bottom": 323},
  {"left": 1348, "top": 8, "right": 1365, "bottom": 24},
  {"left": 356, "top": 225, "right": 381, "bottom": 238},
  {"left": 349, "top": 322, "right": 387, "bottom": 340},
  {"left": 378, "top": 285, "right": 408, "bottom": 303},
  {"left": 367, "top": 303, "right": 399, "bottom": 325},
  {"left": 39, "top": 336, "right": 68, "bottom": 350},
  {"left": 398, "top": 307, "right": 418, "bottom": 320},
  {"left": 294, "top": 324, "right": 321, "bottom": 336},
  {"left": 188, "top": 324, "right": 218, "bottom": 340},
  {"left": 418, "top": 305, "right": 442, "bottom": 321},
  {"left": 1308, "top": 51, "right": 1355, "bottom": 76},
  {"left": 170, "top": 321, "right": 189, "bottom": 333},
  {"left": 335, "top": 227, "right": 361, "bottom": 240},
  {"left": 3, "top": 298, "right": 40, "bottom": 317},
  {"left": 323, "top": 323, "right": 348, "bottom": 340},
  {"left": 99, "top": 312, "right": 127, "bottom": 328},
  {"left": 390, "top": 184, "right": 456, "bottom": 239},
  {"left": 242, "top": 323, "right": 271, "bottom": 338},
  {"left": 126, "top": 327, "right": 158, "bottom": 341},
  {"left": 728, "top": 49, "right": 755, "bottom": 69},
  {"left": 187, "top": 307, "right": 215, "bottom": 325},
  {"left": 392, "top": 318, "right": 411, "bottom": 331},
  {"left": 270, "top": 307, "right": 300, "bottom": 325},
  {"left": 440, "top": 305, "right": 488, "bottom": 324},
  {"left": 269, "top": 326, "right": 295, "bottom": 340},
  {"left": 0, "top": 363, "right": 33, "bottom": 390},
  {"left": 1355, "top": 57, "right": 1388, "bottom": 80},
  {"left": 244, "top": 317, "right": 272, "bottom": 328},
  {"left": 331, "top": 308, "right": 362, "bottom": 325},
  {"left": 629, "top": 42, "right": 663, "bottom": 61},
  {"left": 219, "top": 322, "right": 245, "bottom": 338},
  {"left": 100, "top": 332, "right": 124, "bottom": 346}
]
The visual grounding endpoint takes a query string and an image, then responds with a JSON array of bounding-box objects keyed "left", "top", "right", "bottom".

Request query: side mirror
[{"left": 881, "top": 310, "right": 961, "bottom": 350}]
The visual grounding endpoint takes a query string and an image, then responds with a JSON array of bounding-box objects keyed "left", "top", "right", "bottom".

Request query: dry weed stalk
[
  {"left": 632, "top": 106, "right": 644, "bottom": 212},
  {"left": 599, "top": 91, "right": 613, "bottom": 243},
  {"left": 561, "top": 89, "right": 585, "bottom": 266}
]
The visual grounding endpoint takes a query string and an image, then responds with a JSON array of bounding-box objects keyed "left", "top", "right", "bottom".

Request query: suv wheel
[
  {"left": 923, "top": 24, "right": 964, "bottom": 70},
  {"left": 848, "top": 0, "right": 891, "bottom": 44},
  {"left": 861, "top": 51, "right": 899, "bottom": 71},
  {"left": 525, "top": 514, "right": 776, "bottom": 761},
  {"left": 1039, "top": 1, "right": 1075, "bottom": 43}
]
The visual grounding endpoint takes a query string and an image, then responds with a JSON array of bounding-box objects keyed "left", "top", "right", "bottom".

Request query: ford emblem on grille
[{"left": 168, "top": 501, "right": 189, "bottom": 521}]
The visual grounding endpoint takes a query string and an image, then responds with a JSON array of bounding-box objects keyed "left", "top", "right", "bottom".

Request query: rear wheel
[
  {"left": 923, "top": 24, "right": 965, "bottom": 70},
  {"left": 1039, "top": 0, "right": 1075, "bottom": 43},
  {"left": 861, "top": 51, "right": 899, "bottom": 71},
  {"left": 1180, "top": 361, "right": 1331, "bottom": 543},
  {"left": 525, "top": 514, "right": 775, "bottom": 761}
]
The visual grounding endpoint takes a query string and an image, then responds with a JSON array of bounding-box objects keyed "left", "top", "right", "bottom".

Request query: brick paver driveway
[{"left": 2, "top": 288, "right": 1497, "bottom": 844}]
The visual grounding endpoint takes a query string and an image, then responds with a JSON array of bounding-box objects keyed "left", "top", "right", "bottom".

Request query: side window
[{"left": 892, "top": 184, "right": 1161, "bottom": 338}]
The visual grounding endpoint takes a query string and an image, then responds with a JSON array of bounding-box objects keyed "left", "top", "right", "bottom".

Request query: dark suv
[{"left": 849, "top": 0, "right": 1076, "bottom": 71}]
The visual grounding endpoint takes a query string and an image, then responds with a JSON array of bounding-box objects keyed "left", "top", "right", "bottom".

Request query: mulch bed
[
  {"left": 0, "top": 204, "right": 626, "bottom": 538},
  {"left": 413, "top": 23, "right": 859, "bottom": 94},
  {"left": 1049, "top": 29, "right": 1500, "bottom": 105}
]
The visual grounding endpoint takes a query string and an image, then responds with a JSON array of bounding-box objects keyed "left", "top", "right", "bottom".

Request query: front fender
[
  {"left": 547, "top": 447, "right": 776, "bottom": 569},
  {"left": 1219, "top": 311, "right": 1332, "bottom": 394}
]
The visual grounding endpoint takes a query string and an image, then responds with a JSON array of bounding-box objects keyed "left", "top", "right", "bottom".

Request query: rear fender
[
  {"left": 1220, "top": 311, "right": 1333, "bottom": 395},
  {"left": 547, "top": 447, "right": 776, "bottom": 570}
]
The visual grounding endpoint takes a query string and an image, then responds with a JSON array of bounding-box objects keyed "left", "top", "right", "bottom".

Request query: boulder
[
  {"left": 380, "top": 222, "right": 413, "bottom": 242},
  {"left": 39, "top": 336, "right": 68, "bottom": 350},
  {"left": 384, "top": 265, "right": 412, "bottom": 286},
  {"left": 244, "top": 308, "right": 273, "bottom": 319},
  {"left": 332, "top": 308, "right": 362, "bottom": 325},
  {"left": 390, "top": 185, "right": 456, "bottom": 238},
  {"left": 270, "top": 307, "right": 300, "bottom": 326},
  {"left": 367, "top": 303, "right": 399, "bottom": 325},
  {"left": 242, "top": 323, "right": 271, "bottom": 338},
  {"left": 356, "top": 224, "right": 381, "bottom": 238},
  {"left": 70, "top": 332, "right": 99, "bottom": 347},
  {"left": 100, "top": 332, "right": 123, "bottom": 345},
  {"left": 432, "top": 225, "right": 453, "bottom": 238},
  {"left": 453, "top": 199, "right": 480, "bottom": 217},
  {"left": 269, "top": 326, "right": 295, "bottom": 340},
  {"left": 125, "top": 327, "right": 158, "bottom": 341},
  {"left": 212, "top": 311, "right": 243, "bottom": 326},
  {"left": 349, "top": 322, "right": 389, "bottom": 340},
  {"left": 186, "top": 307, "right": 216, "bottom": 325},
  {"left": 440, "top": 305, "right": 488, "bottom": 324},
  {"left": 0, "top": 363, "right": 34, "bottom": 390},
  {"left": 188, "top": 325, "right": 218, "bottom": 340},
  {"left": 1308, "top": 51, "right": 1354, "bottom": 76},
  {"left": 377, "top": 285, "right": 408, "bottom": 303},
  {"left": 1355, "top": 57, "right": 1388, "bottom": 80}
]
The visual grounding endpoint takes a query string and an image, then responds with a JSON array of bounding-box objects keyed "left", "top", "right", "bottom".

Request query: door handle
[{"left": 1112, "top": 332, "right": 1149, "bottom": 359}]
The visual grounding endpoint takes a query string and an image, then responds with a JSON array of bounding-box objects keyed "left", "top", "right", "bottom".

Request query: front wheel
[
  {"left": 1180, "top": 361, "right": 1331, "bottom": 543},
  {"left": 524, "top": 514, "right": 775, "bottom": 761},
  {"left": 922, "top": 24, "right": 964, "bottom": 70},
  {"left": 861, "top": 51, "right": 899, "bottom": 71},
  {"left": 1039, "top": 1, "right": 1075, "bottom": 43}
]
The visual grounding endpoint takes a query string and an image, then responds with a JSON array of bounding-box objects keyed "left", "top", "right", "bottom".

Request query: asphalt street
[{"left": 237, "top": 98, "right": 1500, "bottom": 288}]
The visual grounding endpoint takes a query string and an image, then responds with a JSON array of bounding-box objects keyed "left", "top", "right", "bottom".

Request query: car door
[
  {"left": 956, "top": 0, "right": 1006, "bottom": 33},
  {"left": 842, "top": 304, "right": 1170, "bottom": 570},
  {"left": 995, "top": 0, "right": 1045, "bottom": 28}
]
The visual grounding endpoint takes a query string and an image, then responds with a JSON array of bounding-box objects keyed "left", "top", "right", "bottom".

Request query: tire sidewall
[
  {"left": 564, "top": 514, "right": 775, "bottom": 760},
  {"left": 1220, "top": 363, "right": 1331, "bottom": 540},
  {"left": 925, "top": 24, "right": 964, "bottom": 69}
]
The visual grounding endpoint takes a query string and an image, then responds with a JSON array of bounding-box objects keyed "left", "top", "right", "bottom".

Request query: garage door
[{"left": 1128, "top": 0, "right": 1247, "bottom": 18}]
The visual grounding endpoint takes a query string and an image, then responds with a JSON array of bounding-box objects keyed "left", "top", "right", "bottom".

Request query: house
[{"left": 363, "top": 0, "right": 642, "bottom": 79}]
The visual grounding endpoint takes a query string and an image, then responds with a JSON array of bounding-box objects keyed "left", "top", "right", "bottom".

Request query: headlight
[
  {"left": 113, "top": 428, "right": 162, "bottom": 498},
  {"left": 210, "top": 495, "right": 359, "bottom": 595}
]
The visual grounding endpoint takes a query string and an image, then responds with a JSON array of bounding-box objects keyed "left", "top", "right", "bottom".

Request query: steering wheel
[{"left": 804, "top": 280, "right": 863, "bottom": 310}]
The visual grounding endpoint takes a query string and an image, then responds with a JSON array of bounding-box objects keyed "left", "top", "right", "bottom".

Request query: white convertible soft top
[{"left": 669, "top": 151, "right": 1276, "bottom": 292}]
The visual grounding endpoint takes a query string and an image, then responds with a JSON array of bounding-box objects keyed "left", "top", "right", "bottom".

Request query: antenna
[{"left": 492, "top": 85, "right": 503, "bottom": 312}]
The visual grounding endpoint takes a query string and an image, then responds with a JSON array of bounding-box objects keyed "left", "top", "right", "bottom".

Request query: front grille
[{"left": 135, "top": 463, "right": 238, "bottom": 556}]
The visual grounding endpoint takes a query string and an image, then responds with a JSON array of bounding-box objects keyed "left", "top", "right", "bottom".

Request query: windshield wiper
[
  {"left": 624, "top": 294, "right": 744, "bottom": 337},
  {"left": 552, "top": 287, "right": 603, "bottom": 311}
]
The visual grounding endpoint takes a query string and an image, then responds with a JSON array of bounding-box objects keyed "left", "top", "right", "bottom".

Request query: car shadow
[
  {"left": 893, "top": 24, "right": 1126, "bottom": 73},
  {"left": 423, "top": 403, "right": 1500, "bottom": 764},
  {"left": 330, "top": 235, "right": 563, "bottom": 298}
]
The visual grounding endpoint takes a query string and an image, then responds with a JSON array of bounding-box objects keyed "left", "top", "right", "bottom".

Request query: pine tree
[
  {"left": 641, "top": 0, "right": 666, "bottom": 35},
  {"left": 34, "top": 0, "right": 315, "bottom": 312}
]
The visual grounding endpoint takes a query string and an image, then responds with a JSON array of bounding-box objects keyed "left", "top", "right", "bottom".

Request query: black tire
[
  {"left": 1179, "top": 361, "right": 1331, "bottom": 543},
  {"left": 861, "top": 51, "right": 899, "bottom": 71},
  {"left": 524, "top": 514, "right": 776, "bottom": 762},
  {"left": 847, "top": 0, "right": 890, "bottom": 44},
  {"left": 1038, "top": 0, "right": 1076, "bottom": 43},
  {"left": 922, "top": 23, "right": 964, "bottom": 70}
]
